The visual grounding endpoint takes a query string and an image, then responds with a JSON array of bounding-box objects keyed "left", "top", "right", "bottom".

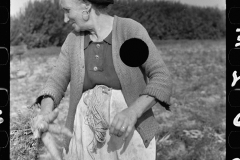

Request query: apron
[{"left": 63, "top": 85, "right": 156, "bottom": 160}]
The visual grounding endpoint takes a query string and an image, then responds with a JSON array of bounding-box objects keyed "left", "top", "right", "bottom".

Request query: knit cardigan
[{"left": 35, "top": 15, "right": 173, "bottom": 152}]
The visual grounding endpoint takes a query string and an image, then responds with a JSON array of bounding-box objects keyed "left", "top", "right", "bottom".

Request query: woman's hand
[
  {"left": 31, "top": 104, "right": 73, "bottom": 160},
  {"left": 31, "top": 105, "right": 58, "bottom": 138},
  {"left": 109, "top": 95, "right": 157, "bottom": 140},
  {"left": 31, "top": 104, "right": 72, "bottom": 138},
  {"left": 109, "top": 107, "right": 138, "bottom": 140}
]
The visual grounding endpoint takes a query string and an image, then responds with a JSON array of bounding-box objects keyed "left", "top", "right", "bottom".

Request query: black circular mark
[{"left": 120, "top": 38, "right": 149, "bottom": 67}]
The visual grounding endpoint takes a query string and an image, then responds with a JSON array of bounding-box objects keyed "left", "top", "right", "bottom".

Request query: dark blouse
[{"left": 83, "top": 31, "right": 121, "bottom": 92}]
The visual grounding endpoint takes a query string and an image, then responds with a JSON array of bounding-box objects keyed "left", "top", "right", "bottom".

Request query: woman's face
[{"left": 60, "top": 0, "right": 89, "bottom": 32}]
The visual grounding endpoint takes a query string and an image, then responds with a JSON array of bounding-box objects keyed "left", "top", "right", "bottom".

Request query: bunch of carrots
[{"left": 31, "top": 106, "right": 73, "bottom": 160}]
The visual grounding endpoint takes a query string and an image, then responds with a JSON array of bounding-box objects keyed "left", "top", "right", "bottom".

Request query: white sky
[{"left": 10, "top": 0, "right": 226, "bottom": 17}]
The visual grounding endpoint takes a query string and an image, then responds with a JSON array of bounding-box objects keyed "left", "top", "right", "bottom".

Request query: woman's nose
[{"left": 64, "top": 13, "right": 69, "bottom": 23}]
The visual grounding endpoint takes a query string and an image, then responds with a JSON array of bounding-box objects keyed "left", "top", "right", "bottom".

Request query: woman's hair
[{"left": 76, "top": 0, "right": 113, "bottom": 15}]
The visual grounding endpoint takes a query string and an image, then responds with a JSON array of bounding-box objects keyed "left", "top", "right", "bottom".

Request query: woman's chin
[
  {"left": 73, "top": 25, "right": 81, "bottom": 32},
  {"left": 72, "top": 24, "right": 85, "bottom": 32}
]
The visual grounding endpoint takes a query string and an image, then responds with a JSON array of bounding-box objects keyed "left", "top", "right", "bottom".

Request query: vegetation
[
  {"left": 110, "top": 0, "right": 225, "bottom": 40},
  {"left": 11, "top": 0, "right": 225, "bottom": 48},
  {"left": 11, "top": 0, "right": 71, "bottom": 48},
  {"left": 10, "top": 39, "right": 226, "bottom": 159}
]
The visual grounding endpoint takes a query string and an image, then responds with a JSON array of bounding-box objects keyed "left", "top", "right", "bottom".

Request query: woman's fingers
[
  {"left": 120, "top": 118, "right": 129, "bottom": 133},
  {"left": 116, "top": 119, "right": 129, "bottom": 137},
  {"left": 42, "top": 132, "right": 62, "bottom": 160},
  {"left": 48, "top": 124, "right": 73, "bottom": 138},
  {"left": 31, "top": 110, "right": 57, "bottom": 138},
  {"left": 110, "top": 114, "right": 129, "bottom": 137},
  {"left": 44, "top": 108, "right": 59, "bottom": 123},
  {"left": 110, "top": 115, "right": 123, "bottom": 136},
  {"left": 39, "top": 121, "right": 49, "bottom": 132},
  {"left": 119, "top": 121, "right": 129, "bottom": 138},
  {"left": 110, "top": 116, "right": 118, "bottom": 135},
  {"left": 114, "top": 119, "right": 123, "bottom": 137},
  {"left": 32, "top": 115, "right": 45, "bottom": 138},
  {"left": 36, "top": 122, "right": 73, "bottom": 137},
  {"left": 110, "top": 108, "right": 138, "bottom": 139},
  {"left": 124, "top": 125, "right": 133, "bottom": 140}
]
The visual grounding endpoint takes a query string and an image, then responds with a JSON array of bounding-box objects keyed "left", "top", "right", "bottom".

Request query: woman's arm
[
  {"left": 109, "top": 94, "right": 157, "bottom": 139},
  {"left": 140, "top": 34, "right": 172, "bottom": 109},
  {"left": 34, "top": 34, "right": 72, "bottom": 109},
  {"left": 110, "top": 20, "right": 172, "bottom": 140},
  {"left": 129, "top": 95, "right": 157, "bottom": 118},
  {"left": 40, "top": 97, "right": 55, "bottom": 114},
  {"left": 31, "top": 34, "right": 73, "bottom": 160}
]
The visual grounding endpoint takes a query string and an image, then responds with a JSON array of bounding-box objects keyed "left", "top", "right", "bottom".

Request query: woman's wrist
[
  {"left": 42, "top": 94, "right": 54, "bottom": 102},
  {"left": 130, "top": 95, "right": 157, "bottom": 118},
  {"left": 40, "top": 96, "right": 55, "bottom": 115}
]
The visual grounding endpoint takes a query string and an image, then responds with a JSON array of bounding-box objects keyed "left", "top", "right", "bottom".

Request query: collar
[
  {"left": 84, "top": 31, "right": 112, "bottom": 50},
  {"left": 84, "top": 31, "right": 92, "bottom": 50},
  {"left": 104, "top": 31, "right": 112, "bottom": 45}
]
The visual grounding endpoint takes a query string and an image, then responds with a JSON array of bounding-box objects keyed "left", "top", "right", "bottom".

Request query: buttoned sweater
[
  {"left": 83, "top": 31, "right": 122, "bottom": 91},
  {"left": 35, "top": 15, "right": 173, "bottom": 152}
]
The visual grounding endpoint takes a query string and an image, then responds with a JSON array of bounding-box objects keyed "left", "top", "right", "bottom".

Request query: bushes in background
[
  {"left": 110, "top": 0, "right": 225, "bottom": 40},
  {"left": 11, "top": 0, "right": 71, "bottom": 48},
  {"left": 10, "top": 0, "right": 226, "bottom": 48}
]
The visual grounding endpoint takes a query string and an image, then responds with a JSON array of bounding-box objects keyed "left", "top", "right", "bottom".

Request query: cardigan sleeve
[
  {"left": 124, "top": 20, "right": 173, "bottom": 147},
  {"left": 33, "top": 34, "right": 71, "bottom": 108},
  {"left": 131, "top": 22, "right": 173, "bottom": 109}
]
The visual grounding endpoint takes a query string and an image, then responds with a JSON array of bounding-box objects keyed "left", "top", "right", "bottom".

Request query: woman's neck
[{"left": 88, "top": 14, "right": 114, "bottom": 42}]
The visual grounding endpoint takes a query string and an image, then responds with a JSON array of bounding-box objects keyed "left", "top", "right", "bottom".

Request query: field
[{"left": 10, "top": 39, "right": 226, "bottom": 160}]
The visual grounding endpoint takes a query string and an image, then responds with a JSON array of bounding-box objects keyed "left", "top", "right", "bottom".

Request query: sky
[{"left": 10, "top": 0, "right": 226, "bottom": 17}]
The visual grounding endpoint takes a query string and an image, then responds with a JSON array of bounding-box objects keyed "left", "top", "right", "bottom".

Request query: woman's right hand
[
  {"left": 31, "top": 104, "right": 73, "bottom": 138},
  {"left": 31, "top": 104, "right": 73, "bottom": 160},
  {"left": 31, "top": 105, "right": 58, "bottom": 138}
]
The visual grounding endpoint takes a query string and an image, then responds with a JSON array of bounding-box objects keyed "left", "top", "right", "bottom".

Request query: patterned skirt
[{"left": 63, "top": 85, "right": 156, "bottom": 160}]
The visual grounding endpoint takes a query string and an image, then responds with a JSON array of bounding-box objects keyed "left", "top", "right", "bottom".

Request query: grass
[{"left": 10, "top": 39, "right": 226, "bottom": 160}]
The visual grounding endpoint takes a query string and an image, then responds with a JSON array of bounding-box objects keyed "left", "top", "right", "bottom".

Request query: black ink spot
[{"left": 120, "top": 38, "right": 149, "bottom": 67}]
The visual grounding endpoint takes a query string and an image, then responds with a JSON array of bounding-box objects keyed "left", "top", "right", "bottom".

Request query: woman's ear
[
  {"left": 85, "top": 4, "right": 92, "bottom": 14},
  {"left": 82, "top": 1, "right": 92, "bottom": 10}
]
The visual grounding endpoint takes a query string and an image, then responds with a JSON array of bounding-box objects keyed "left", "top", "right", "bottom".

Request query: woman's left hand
[{"left": 109, "top": 107, "right": 139, "bottom": 140}]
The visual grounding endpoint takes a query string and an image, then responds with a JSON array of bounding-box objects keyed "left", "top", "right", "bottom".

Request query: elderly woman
[{"left": 31, "top": 0, "right": 172, "bottom": 159}]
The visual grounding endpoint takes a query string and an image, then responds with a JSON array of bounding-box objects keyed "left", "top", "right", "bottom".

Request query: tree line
[{"left": 11, "top": 0, "right": 226, "bottom": 48}]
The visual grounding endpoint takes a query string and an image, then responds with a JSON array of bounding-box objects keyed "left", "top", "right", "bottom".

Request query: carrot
[
  {"left": 42, "top": 132, "right": 62, "bottom": 160},
  {"left": 33, "top": 121, "right": 48, "bottom": 139},
  {"left": 32, "top": 108, "right": 73, "bottom": 160},
  {"left": 32, "top": 108, "right": 59, "bottom": 138},
  {"left": 48, "top": 124, "right": 73, "bottom": 138}
]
